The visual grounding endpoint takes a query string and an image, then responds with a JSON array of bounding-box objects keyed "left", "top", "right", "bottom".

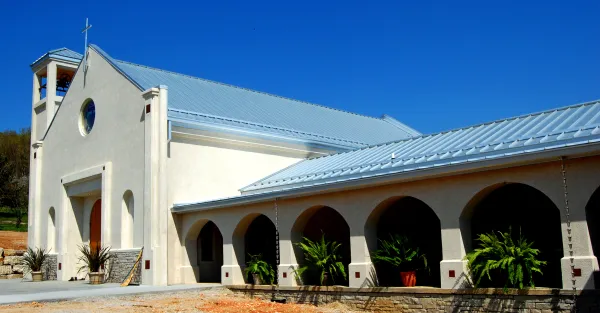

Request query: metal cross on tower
[{"left": 82, "top": 18, "right": 92, "bottom": 72}]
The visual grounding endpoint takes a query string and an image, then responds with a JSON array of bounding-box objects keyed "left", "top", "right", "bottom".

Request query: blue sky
[{"left": 1, "top": 1, "right": 600, "bottom": 134}]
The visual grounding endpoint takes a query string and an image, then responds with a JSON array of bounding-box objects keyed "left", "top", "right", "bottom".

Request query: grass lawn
[{"left": 0, "top": 207, "right": 27, "bottom": 232}]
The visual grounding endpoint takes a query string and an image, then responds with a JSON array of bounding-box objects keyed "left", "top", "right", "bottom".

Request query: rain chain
[{"left": 560, "top": 157, "right": 578, "bottom": 312}]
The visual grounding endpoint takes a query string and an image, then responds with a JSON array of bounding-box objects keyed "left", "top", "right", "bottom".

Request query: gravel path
[{"left": 0, "top": 287, "right": 366, "bottom": 313}]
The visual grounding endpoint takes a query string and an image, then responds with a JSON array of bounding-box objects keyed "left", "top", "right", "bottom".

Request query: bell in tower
[{"left": 30, "top": 48, "right": 82, "bottom": 141}]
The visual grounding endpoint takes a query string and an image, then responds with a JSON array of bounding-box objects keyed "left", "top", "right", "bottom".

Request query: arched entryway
[
  {"left": 586, "top": 186, "right": 600, "bottom": 288},
  {"left": 366, "top": 196, "right": 442, "bottom": 287},
  {"left": 292, "top": 206, "right": 350, "bottom": 286},
  {"left": 233, "top": 214, "right": 277, "bottom": 284},
  {"left": 461, "top": 183, "right": 563, "bottom": 288},
  {"left": 90, "top": 200, "right": 101, "bottom": 251},
  {"left": 196, "top": 221, "right": 223, "bottom": 283}
]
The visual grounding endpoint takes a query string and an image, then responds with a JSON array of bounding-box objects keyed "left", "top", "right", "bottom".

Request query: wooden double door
[{"left": 90, "top": 199, "right": 101, "bottom": 251}]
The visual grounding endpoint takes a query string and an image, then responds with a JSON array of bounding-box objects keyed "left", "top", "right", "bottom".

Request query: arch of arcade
[{"left": 173, "top": 155, "right": 600, "bottom": 290}]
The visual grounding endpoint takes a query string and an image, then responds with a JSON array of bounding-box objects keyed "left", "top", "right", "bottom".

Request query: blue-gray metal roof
[
  {"left": 89, "top": 45, "right": 419, "bottom": 148},
  {"left": 31, "top": 48, "right": 83, "bottom": 68},
  {"left": 241, "top": 100, "right": 600, "bottom": 194}
]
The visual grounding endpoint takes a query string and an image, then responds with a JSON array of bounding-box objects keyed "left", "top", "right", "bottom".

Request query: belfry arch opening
[
  {"left": 365, "top": 196, "right": 442, "bottom": 287},
  {"left": 233, "top": 214, "right": 277, "bottom": 284},
  {"left": 186, "top": 220, "right": 223, "bottom": 283},
  {"left": 461, "top": 183, "right": 564, "bottom": 288},
  {"left": 586, "top": 186, "right": 600, "bottom": 288},
  {"left": 291, "top": 206, "right": 350, "bottom": 286}
]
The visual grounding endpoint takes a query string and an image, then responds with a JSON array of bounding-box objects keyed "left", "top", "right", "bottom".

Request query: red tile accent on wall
[
  {"left": 145, "top": 260, "right": 150, "bottom": 270},
  {"left": 449, "top": 270, "right": 455, "bottom": 278},
  {"left": 282, "top": 272, "right": 287, "bottom": 278},
  {"left": 146, "top": 104, "right": 151, "bottom": 113},
  {"left": 355, "top": 272, "right": 360, "bottom": 278},
  {"left": 58, "top": 263, "right": 61, "bottom": 270},
  {"left": 573, "top": 268, "right": 582, "bottom": 277},
  {"left": 225, "top": 272, "right": 229, "bottom": 278}
]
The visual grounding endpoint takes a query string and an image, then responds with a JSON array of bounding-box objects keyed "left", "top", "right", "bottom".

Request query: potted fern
[
  {"left": 465, "top": 228, "right": 546, "bottom": 291},
  {"left": 244, "top": 254, "right": 275, "bottom": 285},
  {"left": 23, "top": 247, "right": 50, "bottom": 282},
  {"left": 294, "top": 234, "right": 347, "bottom": 286},
  {"left": 77, "top": 244, "right": 114, "bottom": 284},
  {"left": 370, "top": 234, "right": 428, "bottom": 287}
]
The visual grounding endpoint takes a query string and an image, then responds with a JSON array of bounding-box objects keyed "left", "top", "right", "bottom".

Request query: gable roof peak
[{"left": 89, "top": 44, "right": 420, "bottom": 148}]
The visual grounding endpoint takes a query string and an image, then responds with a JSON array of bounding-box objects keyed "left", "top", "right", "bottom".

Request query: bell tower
[{"left": 30, "top": 48, "right": 82, "bottom": 141}]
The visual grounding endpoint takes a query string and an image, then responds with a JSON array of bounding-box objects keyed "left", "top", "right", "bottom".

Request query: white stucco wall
[
  {"left": 167, "top": 134, "right": 310, "bottom": 284},
  {"left": 168, "top": 136, "right": 304, "bottom": 205},
  {"left": 29, "top": 48, "right": 146, "bottom": 280}
]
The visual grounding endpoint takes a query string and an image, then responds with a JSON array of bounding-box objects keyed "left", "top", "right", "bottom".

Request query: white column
[
  {"left": 277, "top": 215, "right": 299, "bottom": 286},
  {"left": 222, "top": 235, "right": 244, "bottom": 285},
  {"left": 142, "top": 87, "right": 170, "bottom": 285},
  {"left": 29, "top": 142, "right": 43, "bottom": 249},
  {"left": 45, "top": 62, "right": 57, "bottom": 128},
  {"left": 348, "top": 233, "right": 373, "bottom": 288},
  {"left": 559, "top": 186, "right": 598, "bottom": 290},
  {"left": 440, "top": 224, "right": 469, "bottom": 289}
]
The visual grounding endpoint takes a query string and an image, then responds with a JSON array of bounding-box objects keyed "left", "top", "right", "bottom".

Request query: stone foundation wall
[
  {"left": 43, "top": 254, "right": 57, "bottom": 280},
  {"left": 105, "top": 249, "right": 142, "bottom": 284},
  {"left": 0, "top": 248, "right": 25, "bottom": 279},
  {"left": 229, "top": 286, "right": 600, "bottom": 312}
]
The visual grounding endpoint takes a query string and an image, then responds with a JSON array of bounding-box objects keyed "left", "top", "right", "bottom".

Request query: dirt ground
[
  {"left": 0, "top": 231, "right": 27, "bottom": 250},
  {"left": 0, "top": 288, "right": 366, "bottom": 313}
]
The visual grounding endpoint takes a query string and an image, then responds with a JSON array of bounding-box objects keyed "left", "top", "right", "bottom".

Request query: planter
[
  {"left": 31, "top": 271, "right": 43, "bottom": 282},
  {"left": 400, "top": 271, "right": 417, "bottom": 287},
  {"left": 88, "top": 272, "right": 104, "bottom": 285},
  {"left": 251, "top": 273, "right": 263, "bottom": 285},
  {"left": 322, "top": 272, "right": 329, "bottom": 286}
]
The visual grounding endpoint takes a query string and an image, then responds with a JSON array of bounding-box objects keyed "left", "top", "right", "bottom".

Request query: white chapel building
[{"left": 28, "top": 45, "right": 600, "bottom": 289}]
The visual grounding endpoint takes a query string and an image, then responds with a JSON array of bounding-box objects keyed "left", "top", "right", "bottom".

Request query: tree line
[{"left": 0, "top": 128, "right": 30, "bottom": 228}]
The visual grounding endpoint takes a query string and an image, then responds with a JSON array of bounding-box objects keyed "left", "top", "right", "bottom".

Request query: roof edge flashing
[
  {"left": 173, "top": 140, "right": 600, "bottom": 213},
  {"left": 381, "top": 114, "right": 421, "bottom": 137},
  {"left": 88, "top": 44, "right": 144, "bottom": 91}
]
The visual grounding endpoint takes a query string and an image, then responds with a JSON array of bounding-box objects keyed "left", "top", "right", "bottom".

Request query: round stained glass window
[{"left": 81, "top": 100, "right": 96, "bottom": 135}]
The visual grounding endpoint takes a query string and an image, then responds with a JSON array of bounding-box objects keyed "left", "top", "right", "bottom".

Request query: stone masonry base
[
  {"left": 105, "top": 249, "right": 142, "bottom": 284},
  {"left": 228, "top": 285, "right": 600, "bottom": 312},
  {"left": 43, "top": 254, "right": 58, "bottom": 280}
]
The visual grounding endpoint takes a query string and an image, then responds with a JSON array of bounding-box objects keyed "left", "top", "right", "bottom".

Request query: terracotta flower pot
[
  {"left": 322, "top": 272, "right": 329, "bottom": 286},
  {"left": 251, "top": 273, "right": 262, "bottom": 285},
  {"left": 89, "top": 272, "right": 104, "bottom": 284},
  {"left": 31, "top": 271, "right": 43, "bottom": 282},
  {"left": 400, "top": 271, "right": 417, "bottom": 287}
]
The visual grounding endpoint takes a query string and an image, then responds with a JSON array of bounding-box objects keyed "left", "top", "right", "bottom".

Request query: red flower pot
[{"left": 400, "top": 271, "right": 417, "bottom": 287}]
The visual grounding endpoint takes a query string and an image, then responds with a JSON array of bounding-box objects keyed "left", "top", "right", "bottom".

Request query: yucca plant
[
  {"left": 77, "top": 244, "right": 114, "bottom": 274},
  {"left": 294, "top": 234, "right": 347, "bottom": 286},
  {"left": 465, "top": 228, "right": 546, "bottom": 290},
  {"left": 22, "top": 247, "right": 50, "bottom": 274},
  {"left": 371, "top": 234, "right": 428, "bottom": 272},
  {"left": 244, "top": 254, "right": 275, "bottom": 285}
]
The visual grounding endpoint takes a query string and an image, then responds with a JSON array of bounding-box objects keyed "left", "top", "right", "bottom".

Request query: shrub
[
  {"left": 22, "top": 247, "right": 50, "bottom": 273},
  {"left": 294, "top": 234, "right": 347, "bottom": 286},
  {"left": 371, "top": 234, "right": 428, "bottom": 272},
  {"left": 244, "top": 254, "right": 275, "bottom": 284},
  {"left": 77, "top": 244, "right": 113, "bottom": 274},
  {"left": 465, "top": 228, "right": 546, "bottom": 290}
]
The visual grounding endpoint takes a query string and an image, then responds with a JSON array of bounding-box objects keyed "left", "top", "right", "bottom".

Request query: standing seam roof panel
[
  {"left": 241, "top": 100, "right": 600, "bottom": 193},
  {"left": 101, "top": 53, "right": 421, "bottom": 147}
]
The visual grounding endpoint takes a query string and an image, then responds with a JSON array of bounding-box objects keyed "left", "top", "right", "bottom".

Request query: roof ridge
[
  {"left": 48, "top": 47, "right": 68, "bottom": 53},
  {"left": 261, "top": 99, "right": 600, "bottom": 167},
  {"left": 113, "top": 59, "right": 390, "bottom": 122}
]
